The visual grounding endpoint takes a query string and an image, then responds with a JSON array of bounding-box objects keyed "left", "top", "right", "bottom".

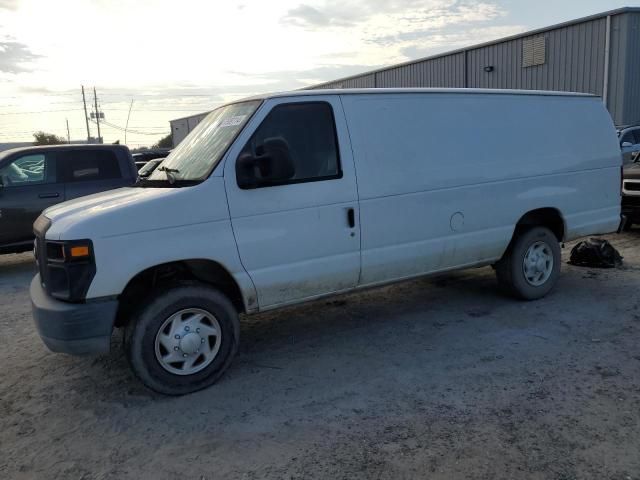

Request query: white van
[{"left": 30, "top": 89, "right": 622, "bottom": 394}]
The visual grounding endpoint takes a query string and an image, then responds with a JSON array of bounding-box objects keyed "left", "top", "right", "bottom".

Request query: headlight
[{"left": 42, "top": 240, "right": 96, "bottom": 302}]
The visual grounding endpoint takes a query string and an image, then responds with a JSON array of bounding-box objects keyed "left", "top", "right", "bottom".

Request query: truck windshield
[{"left": 146, "top": 99, "right": 261, "bottom": 184}]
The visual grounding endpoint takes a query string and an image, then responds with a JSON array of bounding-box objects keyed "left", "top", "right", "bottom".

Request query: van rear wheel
[
  {"left": 495, "top": 226, "right": 561, "bottom": 300},
  {"left": 124, "top": 284, "right": 240, "bottom": 395}
]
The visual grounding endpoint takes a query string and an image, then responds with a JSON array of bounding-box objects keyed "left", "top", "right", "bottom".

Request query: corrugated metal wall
[
  {"left": 315, "top": 73, "right": 376, "bottom": 89},
  {"left": 375, "top": 53, "right": 465, "bottom": 87},
  {"left": 608, "top": 14, "right": 628, "bottom": 125},
  {"left": 466, "top": 17, "right": 607, "bottom": 94},
  {"left": 608, "top": 12, "right": 640, "bottom": 126},
  {"left": 309, "top": 10, "right": 639, "bottom": 126},
  {"left": 622, "top": 12, "right": 640, "bottom": 126}
]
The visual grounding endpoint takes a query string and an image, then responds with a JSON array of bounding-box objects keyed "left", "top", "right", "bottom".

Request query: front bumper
[
  {"left": 622, "top": 195, "right": 640, "bottom": 224},
  {"left": 30, "top": 275, "right": 118, "bottom": 355}
]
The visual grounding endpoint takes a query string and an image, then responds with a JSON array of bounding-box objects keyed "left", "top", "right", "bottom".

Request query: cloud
[
  {"left": 0, "top": 41, "right": 41, "bottom": 73},
  {"left": 281, "top": 3, "right": 365, "bottom": 28},
  {"left": 279, "top": 0, "right": 521, "bottom": 72},
  {"left": 0, "top": 0, "right": 18, "bottom": 10},
  {"left": 364, "top": 3, "right": 504, "bottom": 47},
  {"left": 399, "top": 25, "right": 526, "bottom": 58},
  {"left": 281, "top": 0, "right": 496, "bottom": 29}
]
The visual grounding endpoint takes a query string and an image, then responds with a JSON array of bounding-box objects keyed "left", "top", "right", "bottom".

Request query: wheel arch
[
  {"left": 114, "top": 259, "right": 249, "bottom": 328},
  {"left": 513, "top": 207, "right": 566, "bottom": 243}
]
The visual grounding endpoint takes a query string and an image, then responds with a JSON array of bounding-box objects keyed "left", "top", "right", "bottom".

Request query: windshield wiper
[{"left": 158, "top": 166, "right": 180, "bottom": 184}]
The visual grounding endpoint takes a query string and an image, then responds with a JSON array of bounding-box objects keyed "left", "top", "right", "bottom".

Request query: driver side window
[
  {"left": 239, "top": 102, "right": 341, "bottom": 187},
  {"left": 0, "top": 154, "right": 51, "bottom": 187}
]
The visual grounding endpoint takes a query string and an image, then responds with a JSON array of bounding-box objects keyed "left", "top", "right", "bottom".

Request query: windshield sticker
[{"left": 219, "top": 115, "right": 246, "bottom": 128}]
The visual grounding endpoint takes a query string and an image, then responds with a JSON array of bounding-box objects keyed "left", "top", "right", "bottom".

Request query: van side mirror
[{"left": 236, "top": 137, "right": 295, "bottom": 189}]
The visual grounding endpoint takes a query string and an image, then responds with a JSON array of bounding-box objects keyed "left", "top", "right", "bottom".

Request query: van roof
[
  {"left": 174, "top": 88, "right": 597, "bottom": 121},
  {"left": 241, "top": 88, "right": 595, "bottom": 103}
]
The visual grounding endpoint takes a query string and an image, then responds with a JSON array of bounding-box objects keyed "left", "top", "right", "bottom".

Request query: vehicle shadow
[{"left": 69, "top": 266, "right": 508, "bottom": 402}]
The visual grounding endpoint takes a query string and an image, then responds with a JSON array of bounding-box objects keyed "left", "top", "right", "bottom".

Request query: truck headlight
[{"left": 42, "top": 240, "right": 96, "bottom": 302}]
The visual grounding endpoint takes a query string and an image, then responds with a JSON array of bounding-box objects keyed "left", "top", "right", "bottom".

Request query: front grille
[
  {"left": 624, "top": 181, "right": 640, "bottom": 192},
  {"left": 622, "top": 195, "right": 640, "bottom": 208},
  {"left": 46, "top": 242, "right": 64, "bottom": 261}
]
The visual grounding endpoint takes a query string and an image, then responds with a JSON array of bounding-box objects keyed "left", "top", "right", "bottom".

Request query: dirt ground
[{"left": 1, "top": 232, "right": 639, "bottom": 480}]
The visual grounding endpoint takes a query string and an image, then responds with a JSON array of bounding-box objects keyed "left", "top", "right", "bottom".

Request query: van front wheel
[
  {"left": 124, "top": 284, "right": 240, "bottom": 395},
  {"left": 495, "top": 226, "right": 561, "bottom": 300}
]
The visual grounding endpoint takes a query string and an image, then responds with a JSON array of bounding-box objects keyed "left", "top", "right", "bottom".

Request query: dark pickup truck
[
  {"left": 0, "top": 144, "right": 137, "bottom": 254},
  {"left": 622, "top": 161, "right": 640, "bottom": 228}
]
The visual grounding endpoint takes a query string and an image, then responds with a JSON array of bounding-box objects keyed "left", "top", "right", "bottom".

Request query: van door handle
[
  {"left": 38, "top": 192, "right": 59, "bottom": 199},
  {"left": 347, "top": 208, "right": 355, "bottom": 228}
]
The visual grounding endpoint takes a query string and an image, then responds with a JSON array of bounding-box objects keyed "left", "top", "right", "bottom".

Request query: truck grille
[
  {"left": 623, "top": 180, "right": 640, "bottom": 194},
  {"left": 622, "top": 195, "right": 640, "bottom": 208}
]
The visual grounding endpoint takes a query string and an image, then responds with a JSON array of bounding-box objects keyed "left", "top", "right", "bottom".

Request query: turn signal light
[{"left": 69, "top": 246, "right": 90, "bottom": 258}]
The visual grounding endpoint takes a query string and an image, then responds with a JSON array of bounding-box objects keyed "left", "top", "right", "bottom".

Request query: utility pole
[
  {"left": 125, "top": 99, "right": 134, "bottom": 145},
  {"left": 93, "top": 87, "right": 102, "bottom": 144},
  {"left": 81, "top": 85, "right": 91, "bottom": 142},
  {"left": 66, "top": 119, "right": 71, "bottom": 143}
]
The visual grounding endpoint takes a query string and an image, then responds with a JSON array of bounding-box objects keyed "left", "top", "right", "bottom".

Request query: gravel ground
[{"left": 1, "top": 232, "right": 639, "bottom": 480}]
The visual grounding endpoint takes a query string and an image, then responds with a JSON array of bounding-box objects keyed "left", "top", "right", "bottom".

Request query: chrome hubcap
[
  {"left": 154, "top": 308, "right": 222, "bottom": 376},
  {"left": 522, "top": 241, "right": 554, "bottom": 287}
]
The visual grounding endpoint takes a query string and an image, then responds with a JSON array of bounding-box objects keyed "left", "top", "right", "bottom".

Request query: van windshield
[{"left": 146, "top": 100, "right": 261, "bottom": 184}]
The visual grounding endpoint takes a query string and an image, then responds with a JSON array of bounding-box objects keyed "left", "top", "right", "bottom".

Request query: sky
[{"left": 0, "top": 0, "right": 638, "bottom": 147}]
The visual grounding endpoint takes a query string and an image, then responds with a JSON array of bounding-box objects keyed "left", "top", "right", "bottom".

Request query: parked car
[
  {"left": 622, "top": 157, "right": 640, "bottom": 228},
  {"left": 0, "top": 144, "right": 137, "bottom": 254},
  {"left": 618, "top": 125, "right": 640, "bottom": 164},
  {"left": 30, "top": 89, "right": 622, "bottom": 395},
  {"left": 132, "top": 149, "right": 171, "bottom": 171}
]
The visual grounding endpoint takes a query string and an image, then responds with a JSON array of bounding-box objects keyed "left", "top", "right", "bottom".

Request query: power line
[
  {"left": 82, "top": 85, "right": 91, "bottom": 142},
  {"left": 93, "top": 86, "right": 102, "bottom": 143},
  {"left": 0, "top": 107, "right": 207, "bottom": 115},
  {"left": 0, "top": 92, "right": 83, "bottom": 99},
  {"left": 0, "top": 126, "right": 169, "bottom": 136},
  {"left": 0, "top": 108, "right": 83, "bottom": 115},
  {"left": 100, "top": 108, "right": 210, "bottom": 112},
  {"left": 1, "top": 100, "right": 83, "bottom": 107},
  {"left": 97, "top": 93, "right": 217, "bottom": 97},
  {"left": 92, "top": 119, "right": 167, "bottom": 136}
]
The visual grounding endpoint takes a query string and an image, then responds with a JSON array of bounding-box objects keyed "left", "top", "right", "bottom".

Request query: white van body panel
[
  {"left": 340, "top": 92, "right": 620, "bottom": 285},
  {"left": 223, "top": 96, "right": 361, "bottom": 309},
  {"left": 43, "top": 180, "right": 257, "bottom": 308}
]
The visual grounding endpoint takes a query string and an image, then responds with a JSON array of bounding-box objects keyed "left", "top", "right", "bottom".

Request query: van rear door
[{"left": 224, "top": 96, "right": 361, "bottom": 308}]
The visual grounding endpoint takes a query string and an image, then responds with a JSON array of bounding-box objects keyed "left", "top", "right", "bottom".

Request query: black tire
[
  {"left": 495, "top": 226, "right": 561, "bottom": 300},
  {"left": 124, "top": 283, "right": 240, "bottom": 395}
]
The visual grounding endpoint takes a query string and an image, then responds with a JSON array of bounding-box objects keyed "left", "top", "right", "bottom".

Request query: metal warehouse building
[
  {"left": 170, "top": 112, "right": 209, "bottom": 148},
  {"left": 312, "top": 7, "right": 640, "bottom": 127},
  {"left": 170, "top": 7, "right": 640, "bottom": 146}
]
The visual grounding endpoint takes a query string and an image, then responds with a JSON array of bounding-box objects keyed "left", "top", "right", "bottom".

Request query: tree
[
  {"left": 152, "top": 133, "right": 173, "bottom": 149},
  {"left": 33, "top": 131, "right": 66, "bottom": 145}
]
